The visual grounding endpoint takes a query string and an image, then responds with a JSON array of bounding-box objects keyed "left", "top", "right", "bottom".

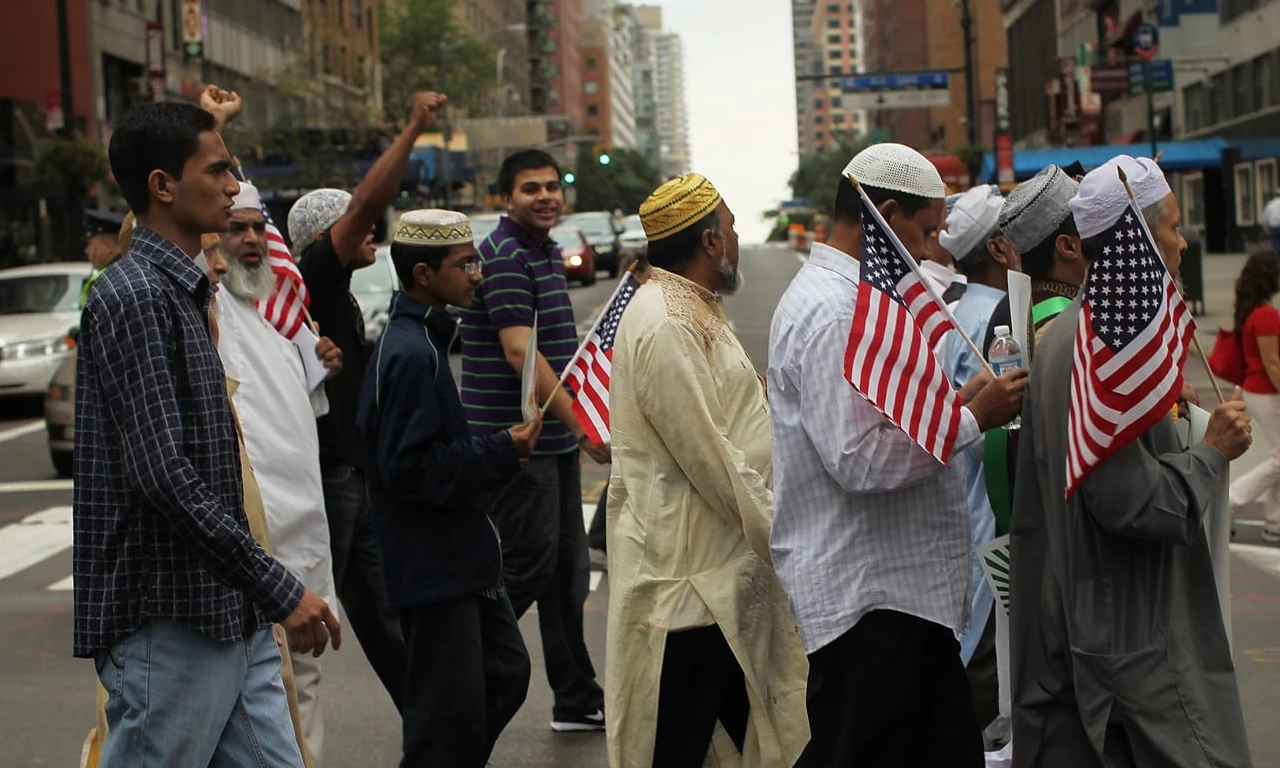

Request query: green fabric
[
  {"left": 984, "top": 429, "right": 1012, "bottom": 534},
  {"left": 1032, "top": 296, "right": 1072, "bottom": 326},
  {"left": 78, "top": 270, "right": 102, "bottom": 309}
]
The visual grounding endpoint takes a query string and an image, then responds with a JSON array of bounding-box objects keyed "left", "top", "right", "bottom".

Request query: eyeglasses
[
  {"left": 228, "top": 220, "right": 267, "bottom": 235},
  {"left": 446, "top": 261, "right": 482, "bottom": 277}
]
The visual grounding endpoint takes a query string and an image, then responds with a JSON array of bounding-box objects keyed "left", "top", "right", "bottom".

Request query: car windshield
[
  {"left": 551, "top": 228, "right": 579, "bottom": 245},
  {"left": 0, "top": 274, "right": 79, "bottom": 315},
  {"left": 351, "top": 250, "right": 396, "bottom": 293},
  {"left": 565, "top": 214, "right": 614, "bottom": 238},
  {"left": 470, "top": 216, "right": 502, "bottom": 244}
]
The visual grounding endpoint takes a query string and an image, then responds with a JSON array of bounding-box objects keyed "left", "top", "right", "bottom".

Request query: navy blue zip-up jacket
[{"left": 357, "top": 292, "right": 520, "bottom": 606}]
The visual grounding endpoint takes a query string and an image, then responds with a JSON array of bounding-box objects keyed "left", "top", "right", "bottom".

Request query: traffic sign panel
[{"left": 1133, "top": 23, "right": 1160, "bottom": 62}]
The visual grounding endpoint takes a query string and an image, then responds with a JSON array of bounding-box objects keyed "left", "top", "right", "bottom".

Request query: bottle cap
[{"left": 993, "top": 325, "right": 1011, "bottom": 338}]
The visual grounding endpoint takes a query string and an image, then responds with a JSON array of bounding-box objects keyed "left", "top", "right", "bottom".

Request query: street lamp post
[
  {"left": 959, "top": 0, "right": 979, "bottom": 180},
  {"left": 438, "top": 23, "right": 527, "bottom": 209}
]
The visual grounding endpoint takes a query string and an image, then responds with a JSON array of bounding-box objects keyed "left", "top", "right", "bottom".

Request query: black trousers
[
  {"left": 797, "top": 610, "right": 984, "bottom": 768},
  {"left": 399, "top": 593, "right": 531, "bottom": 768},
  {"left": 653, "top": 625, "right": 750, "bottom": 768},
  {"left": 488, "top": 452, "right": 604, "bottom": 719},
  {"left": 966, "top": 609, "right": 1000, "bottom": 732},
  {"left": 588, "top": 480, "right": 608, "bottom": 552},
  {"left": 319, "top": 460, "right": 408, "bottom": 711}
]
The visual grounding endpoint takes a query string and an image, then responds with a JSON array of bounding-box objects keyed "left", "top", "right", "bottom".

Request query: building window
[
  {"left": 587, "top": 57, "right": 597, "bottom": 70},
  {"left": 337, "top": 0, "right": 345, "bottom": 26},
  {"left": 1232, "top": 63, "right": 1253, "bottom": 117},
  {"left": 828, "top": 50, "right": 841, "bottom": 59},
  {"left": 815, "top": 115, "right": 824, "bottom": 124},
  {"left": 827, "top": 34, "right": 841, "bottom": 43},
  {"left": 1257, "top": 160, "right": 1277, "bottom": 222},
  {"left": 586, "top": 81, "right": 600, "bottom": 95},
  {"left": 828, "top": 19, "right": 840, "bottom": 28},
  {"left": 1209, "top": 71, "right": 1228, "bottom": 125},
  {"left": 833, "top": 113, "right": 846, "bottom": 124},
  {"left": 588, "top": 104, "right": 599, "bottom": 116},
  {"left": 321, "top": 41, "right": 331, "bottom": 76},
  {"left": 828, "top": 64, "right": 842, "bottom": 75},
  {"left": 814, "top": 98, "right": 824, "bottom": 109},
  {"left": 830, "top": 95, "right": 842, "bottom": 107},
  {"left": 1254, "top": 53, "right": 1275, "bottom": 110},
  {"left": 827, "top": 3, "right": 839, "bottom": 11},
  {"left": 1236, "top": 164, "right": 1255, "bottom": 226},
  {"left": 1183, "top": 82, "right": 1207, "bottom": 133},
  {"left": 816, "top": 130, "right": 825, "bottom": 141},
  {"left": 1182, "top": 174, "right": 1205, "bottom": 230}
]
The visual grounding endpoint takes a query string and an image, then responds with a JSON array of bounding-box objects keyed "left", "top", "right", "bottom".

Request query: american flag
[
  {"left": 231, "top": 166, "right": 311, "bottom": 340},
  {"left": 1065, "top": 205, "right": 1194, "bottom": 499},
  {"left": 845, "top": 207, "right": 963, "bottom": 464},
  {"left": 566, "top": 272, "right": 642, "bottom": 444},
  {"left": 255, "top": 207, "right": 311, "bottom": 340}
]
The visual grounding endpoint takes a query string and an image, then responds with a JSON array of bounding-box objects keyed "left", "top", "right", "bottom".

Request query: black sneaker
[{"left": 550, "top": 708, "right": 605, "bottom": 732}]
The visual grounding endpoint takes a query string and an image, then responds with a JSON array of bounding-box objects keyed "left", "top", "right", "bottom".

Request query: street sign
[
  {"left": 995, "top": 134, "right": 1015, "bottom": 186},
  {"left": 1090, "top": 64, "right": 1131, "bottom": 95},
  {"left": 1133, "top": 23, "right": 1159, "bottom": 62},
  {"left": 181, "top": 0, "right": 205, "bottom": 60},
  {"left": 45, "top": 89, "right": 63, "bottom": 133},
  {"left": 145, "top": 20, "right": 167, "bottom": 102},
  {"left": 994, "top": 68, "right": 1011, "bottom": 133},
  {"left": 840, "top": 72, "right": 951, "bottom": 110},
  {"left": 1129, "top": 59, "right": 1174, "bottom": 94}
]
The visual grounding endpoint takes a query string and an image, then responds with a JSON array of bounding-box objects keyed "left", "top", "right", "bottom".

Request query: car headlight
[
  {"left": 1, "top": 335, "right": 75, "bottom": 361},
  {"left": 568, "top": 255, "right": 583, "bottom": 267}
]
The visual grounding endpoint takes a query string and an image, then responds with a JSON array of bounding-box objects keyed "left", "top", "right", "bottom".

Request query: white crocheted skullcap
[
  {"left": 230, "top": 181, "right": 261, "bottom": 212},
  {"left": 998, "top": 165, "right": 1079, "bottom": 253},
  {"left": 1070, "top": 155, "right": 1172, "bottom": 239},
  {"left": 287, "top": 188, "right": 352, "bottom": 256},
  {"left": 843, "top": 143, "right": 947, "bottom": 199},
  {"left": 939, "top": 185, "right": 1003, "bottom": 263}
]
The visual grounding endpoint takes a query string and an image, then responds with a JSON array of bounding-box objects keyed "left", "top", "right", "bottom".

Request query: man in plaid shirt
[{"left": 76, "top": 101, "right": 341, "bottom": 767}]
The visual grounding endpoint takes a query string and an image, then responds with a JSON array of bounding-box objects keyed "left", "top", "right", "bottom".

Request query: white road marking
[
  {"left": 0, "top": 479, "right": 73, "bottom": 494},
  {"left": 584, "top": 502, "right": 604, "bottom": 592},
  {"left": 1232, "top": 542, "right": 1280, "bottom": 577},
  {"left": 47, "top": 575, "right": 74, "bottom": 591},
  {"left": 0, "top": 420, "right": 44, "bottom": 445},
  {"left": 0, "top": 506, "right": 72, "bottom": 582}
]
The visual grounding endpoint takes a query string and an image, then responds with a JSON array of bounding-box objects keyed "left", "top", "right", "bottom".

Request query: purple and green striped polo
[{"left": 460, "top": 216, "right": 580, "bottom": 456}]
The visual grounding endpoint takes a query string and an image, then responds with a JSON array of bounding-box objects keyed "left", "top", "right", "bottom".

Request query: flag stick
[
  {"left": 1115, "top": 166, "right": 1225, "bottom": 405},
  {"left": 539, "top": 262, "right": 641, "bottom": 414},
  {"left": 847, "top": 175, "right": 998, "bottom": 380}
]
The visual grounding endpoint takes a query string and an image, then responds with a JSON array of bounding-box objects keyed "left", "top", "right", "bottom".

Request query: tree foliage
[
  {"left": 787, "top": 131, "right": 870, "bottom": 218},
  {"left": 380, "top": 0, "right": 501, "bottom": 128},
  {"left": 33, "top": 138, "right": 108, "bottom": 194},
  {"left": 570, "top": 147, "right": 664, "bottom": 214}
]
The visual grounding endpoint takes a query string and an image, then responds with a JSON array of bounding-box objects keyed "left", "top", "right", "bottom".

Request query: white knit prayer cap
[
  {"left": 939, "top": 185, "right": 1003, "bottom": 262},
  {"left": 843, "top": 143, "right": 947, "bottom": 199},
  {"left": 230, "top": 181, "right": 261, "bottom": 212},
  {"left": 287, "top": 188, "right": 352, "bottom": 256},
  {"left": 1069, "top": 155, "right": 1172, "bottom": 239}
]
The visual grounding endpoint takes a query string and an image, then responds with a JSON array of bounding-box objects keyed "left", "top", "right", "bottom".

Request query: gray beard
[
  {"left": 223, "top": 258, "right": 275, "bottom": 302},
  {"left": 717, "top": 248, "right": 744, "bottom": 296}
]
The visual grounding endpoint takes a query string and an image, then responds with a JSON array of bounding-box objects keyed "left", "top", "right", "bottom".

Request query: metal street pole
[
  {"left": 1145, "top": 60, "right": 1158, "bottom": 160},
  {"left": 55, "top": 0, "right": 81, "bottom": 259},
  {"left": 960, "top": 0, "right": 978, "bottom": 163},
  {"left": 439, "top": 43, "right": 452, "bottom": 209}
]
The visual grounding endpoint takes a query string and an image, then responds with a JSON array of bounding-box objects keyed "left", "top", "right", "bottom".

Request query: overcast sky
[{"left": 651, "top": 0, "right": 798, "bottom": 244}]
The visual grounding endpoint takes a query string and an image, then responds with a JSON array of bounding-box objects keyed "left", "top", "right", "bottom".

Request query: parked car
[
  {"left": 552, "top": 226, "right": 598, "bottom": 286},
  {"left": 352, "top": 246, "right": 400, "bottom": 343},
  {"left": 618, "top": 213, "right": 647, "bottom": 271},
  {"left": 0, "top": 262, "right": 90, "bottom": 399},
  {"left": 562, "top": 211, "right": 622, "bottom": 277},
  {"left": 45, "top": 355, "right": 74, "bottom": 476}
]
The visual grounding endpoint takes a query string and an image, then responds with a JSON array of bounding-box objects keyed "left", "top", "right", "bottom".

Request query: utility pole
[
  {"left": 1145, "top": 60, "right": 1158, "bottom": 160},
  {"left": 959, "top": 0, "right": 979, "bottom": 176},
  {"left": 439, "top": 43, "right": 452, "bottom": 209}
]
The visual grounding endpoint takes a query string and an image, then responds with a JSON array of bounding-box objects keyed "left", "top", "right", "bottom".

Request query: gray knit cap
[
  {"left": 287, "top": 188, "right": 352, "bottom": 257},
  {"left": 997, "top": 165, "right": 1079, "bottom": 253}
]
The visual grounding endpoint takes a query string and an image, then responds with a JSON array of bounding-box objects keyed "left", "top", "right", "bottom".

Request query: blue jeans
[{"left": 95, "top": 619, "right": 303, "bottom": 768}]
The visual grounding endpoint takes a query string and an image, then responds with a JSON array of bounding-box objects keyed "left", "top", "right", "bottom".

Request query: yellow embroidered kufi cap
[
  {"left": 639, "top": 173, "right": 723, "bottom": 241},
  {"left": 393, "top": 209, "right": 473, "bottom": 247}
]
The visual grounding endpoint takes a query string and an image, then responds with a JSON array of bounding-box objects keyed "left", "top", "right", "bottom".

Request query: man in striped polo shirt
[{"left": 459, "top": 149, "right": 609, "bottom": 732}]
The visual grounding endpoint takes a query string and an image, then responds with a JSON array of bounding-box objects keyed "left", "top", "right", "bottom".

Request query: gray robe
[{"left": 1009, "top": 298, "right": 1251, "bottom": 768}]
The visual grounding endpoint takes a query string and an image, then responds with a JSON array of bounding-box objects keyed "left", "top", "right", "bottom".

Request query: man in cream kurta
[
  {"left": 214, "top": 183, "right": 340, "bottom": 763},
  {"left": 606, "top": 174, "right": 809, "bottom": 768}
]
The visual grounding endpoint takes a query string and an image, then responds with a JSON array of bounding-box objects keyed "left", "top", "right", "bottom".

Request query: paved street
[{"left": 2, "top": 243, "right": 1280, "bottom": 766}]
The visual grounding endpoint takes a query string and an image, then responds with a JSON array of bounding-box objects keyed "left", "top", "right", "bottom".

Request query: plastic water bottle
[
  {"left": 988, "top": 325, "right": 1022, "bottom": 377},
  {"left": 988, "top": 325, "right": 1022, "bottom": 428}
]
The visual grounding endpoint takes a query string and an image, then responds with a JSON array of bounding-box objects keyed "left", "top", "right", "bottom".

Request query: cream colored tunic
[{"left": 605, "top": 268, "right": 810, "bottom": 768}]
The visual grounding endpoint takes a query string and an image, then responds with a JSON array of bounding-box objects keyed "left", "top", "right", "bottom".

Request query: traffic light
[
  {"left": 564, "top": 170, "right": 576, "bottom": 184},
  {"left": 598, "top": 152, "right": 612, "bottom": 166}
]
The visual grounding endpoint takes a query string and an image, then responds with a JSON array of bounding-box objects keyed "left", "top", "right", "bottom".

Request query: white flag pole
[
  {"left": 540, "top": 263, "right": 639, "bottom": 413},
  {"left": 848, "top": 174, "right": 997, "bottom": 379}
]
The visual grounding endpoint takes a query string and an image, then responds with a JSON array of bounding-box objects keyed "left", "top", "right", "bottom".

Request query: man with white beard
[{"left": 214, "top": 182, "right": 343, "bottom": 764}]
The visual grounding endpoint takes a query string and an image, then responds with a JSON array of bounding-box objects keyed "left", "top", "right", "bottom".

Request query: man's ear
[
  {"left": 147, "top": 170, "right": 175, "bottom": 206},
  {"left": 1057, "top": 233, "right": 1082, "bottom": 262},
  {"left": 877, "top": 199, "right": 899, "bottom": 222},
  {"left": 411, "top": 262, "right": 431, "bottom": 288}
]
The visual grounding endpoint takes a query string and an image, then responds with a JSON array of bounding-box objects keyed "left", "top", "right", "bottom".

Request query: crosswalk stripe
[
  {"left": 0, "top": 506, "right": 72, "bottom": 582},
  {"left": 47, "top": 575, "right": 74, "bottom": 591},
  {"left": 0, "top": 479, "right": 74, "bottom": 494},
  {"left": 0, "top": 420, "right": 44, "bottom": 445}
]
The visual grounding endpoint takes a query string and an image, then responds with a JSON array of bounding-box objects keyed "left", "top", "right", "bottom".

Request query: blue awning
[{"left": 979, "top": 137, "right": 1280, "bottom": 183}]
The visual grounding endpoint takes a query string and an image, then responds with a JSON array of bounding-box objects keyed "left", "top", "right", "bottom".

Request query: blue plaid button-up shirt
[{"left": 72, "top": 227, "right": 303, "bottom": 658}]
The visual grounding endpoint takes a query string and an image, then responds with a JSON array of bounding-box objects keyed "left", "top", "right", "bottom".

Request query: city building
[
  {"left": 631, "top": 6, "right": 661, "bottom": 168},
  {"left": 792, "top": 0, "right": 822, "bottom": 154},
  {"left": 528, "top": 0, "right": 585, "bottom": 130},
  {"left": 634, "top": 8, "right": 689, "bottom": 178},
  {"left": 863, "top": 0, "right": 932, "bottom": 149},
  {"left": 579, "top": 0, "right": 637, "bottom": 151},
  {"left": 806, "top": 0, "right": 868, "bottom": 154},
  {"left": 924, "top": 0, "right": 1008, "bottom": 157},
  {"left": 301, "top": 0, "right": 381, "bottom": 124}
]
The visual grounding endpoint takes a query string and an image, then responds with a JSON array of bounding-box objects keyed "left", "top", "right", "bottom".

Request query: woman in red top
[{"left": 1229, "top": 250, "right": 1280, "bottom": 542}]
